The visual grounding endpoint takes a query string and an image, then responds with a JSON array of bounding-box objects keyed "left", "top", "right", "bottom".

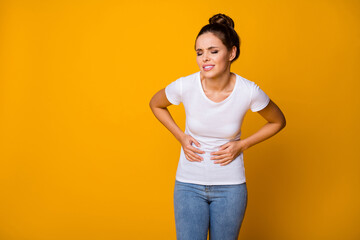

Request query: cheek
[
  {"left": 213, "top": 55, "right": 225, "bottom": 66},
  {"left": 196, "top": 57, "right": 201, "bottom": 66},
  {"left": 217, "top": 53, "right": 230, "bottom": 65}
]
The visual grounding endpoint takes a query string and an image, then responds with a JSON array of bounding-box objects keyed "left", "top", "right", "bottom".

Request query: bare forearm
[
  {"left": 150, "top": 106, "right": 185, "bottom": 142},
  {"left": 242, "top": 122, "right": 285, "bottom": 150}
]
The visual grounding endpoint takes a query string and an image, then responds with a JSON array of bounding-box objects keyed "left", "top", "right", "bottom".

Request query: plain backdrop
[{"left": 0, "top": 0, "right": 359, "bottom": 239}]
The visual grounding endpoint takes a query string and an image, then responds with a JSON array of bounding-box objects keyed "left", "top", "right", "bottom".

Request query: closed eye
[{"left": 196, "top": 50, "right": 218, "bottom": 56}]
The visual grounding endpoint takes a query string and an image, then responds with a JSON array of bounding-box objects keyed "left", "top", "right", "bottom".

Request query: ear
[{"left": 229, "top": 46, "right": 237, "bottom": 61}]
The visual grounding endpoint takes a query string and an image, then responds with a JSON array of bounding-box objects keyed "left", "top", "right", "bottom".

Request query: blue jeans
[{"left": 174, "top": 179, "right": 248, "bottom": 240}]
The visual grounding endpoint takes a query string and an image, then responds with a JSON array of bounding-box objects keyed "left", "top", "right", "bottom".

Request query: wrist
[
  {"left": 176, "top": 131, "right": 186, "bottom": 143},
  {"left": 239, "top": 138, "right": 251, "bottom": 151}
]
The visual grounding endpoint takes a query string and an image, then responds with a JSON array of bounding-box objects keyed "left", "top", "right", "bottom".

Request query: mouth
[{"left": 203, "top": 65, "right": 215, "bottom": 71}]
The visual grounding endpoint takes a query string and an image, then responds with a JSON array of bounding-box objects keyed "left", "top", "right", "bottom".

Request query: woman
[{"left": 149, "top": 13, "right": 286, "bottom": 240}]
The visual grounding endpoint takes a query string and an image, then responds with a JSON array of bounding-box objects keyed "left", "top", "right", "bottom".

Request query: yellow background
[{"left": 1, "top": 0, "right": 359, "bottom": 239}]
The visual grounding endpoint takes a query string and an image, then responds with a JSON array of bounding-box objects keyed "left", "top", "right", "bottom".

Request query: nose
[{"left": 202, "top": 52, "right": 210, "bottom": 62}]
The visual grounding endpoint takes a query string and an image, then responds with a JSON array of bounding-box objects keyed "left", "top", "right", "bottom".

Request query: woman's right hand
[{"left": 179, "top": 134, "right": 205, "bottom": 162}]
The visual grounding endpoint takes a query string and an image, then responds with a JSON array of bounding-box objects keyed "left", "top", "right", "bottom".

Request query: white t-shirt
[{"left": 165, "top": 71, "right": 270, "bottom": 185}]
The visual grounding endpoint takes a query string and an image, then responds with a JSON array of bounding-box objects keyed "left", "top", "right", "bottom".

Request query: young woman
[{"left": 149, "top": 13, "right": 286, "bottom": 240}]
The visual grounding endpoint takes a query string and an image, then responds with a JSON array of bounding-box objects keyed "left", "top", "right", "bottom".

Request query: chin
[{"left": 201, "top": 70, "right": 220, "bottom": 79}]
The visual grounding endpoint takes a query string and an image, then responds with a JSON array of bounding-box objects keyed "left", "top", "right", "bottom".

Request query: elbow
[
  {"left": 149, "top": 96, "right": 163, "bottom": 111},
  {"left": 280, "top": 116, "right": 286, "bottom": 130},
  {"left": 149, "top": 96, "right": 155, "bottom": 111},
  {"left": 272, "top": 115, "right": 286, "bottom": 131}
]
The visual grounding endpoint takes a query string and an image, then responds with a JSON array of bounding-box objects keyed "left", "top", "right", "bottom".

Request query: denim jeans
[{"left": 174, "top": 179, "right": 248, "bottom": 240}]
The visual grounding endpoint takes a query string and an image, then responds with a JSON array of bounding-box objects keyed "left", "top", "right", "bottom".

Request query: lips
[{"left": 203, "top": 65, "right": 215, "bottom": 71}]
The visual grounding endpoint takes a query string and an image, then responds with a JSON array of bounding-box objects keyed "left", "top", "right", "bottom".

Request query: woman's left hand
[{"left": 210, "top": 140, "right": 248, "bottom": 166}]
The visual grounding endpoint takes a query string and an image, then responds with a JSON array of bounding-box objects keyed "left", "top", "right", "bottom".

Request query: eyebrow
[{"left": 195, "top": 46, "right": 219, "bottom": 51}]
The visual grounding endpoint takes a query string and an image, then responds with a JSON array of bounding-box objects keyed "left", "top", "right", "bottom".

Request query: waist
[
  {"left": 180, "top": 148, "right": 243, "bottom": 166},
  {"left": 191, "top": 140, "right": 240, "bottom": 152}
]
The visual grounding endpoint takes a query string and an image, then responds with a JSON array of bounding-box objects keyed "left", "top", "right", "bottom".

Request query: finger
[
  {"left": 210, "top": 153, "right": 229, "bottom": 160},
  {"left": 211, "top": 145, "right": 230, "bottom": 155},
  {"left": 185, "top": 153, "right": 194, "bottom": 162},
  {"left": 220, "top": 157, "right": 235, "bottom": 166},
  {"left": 190, "top": 137, "right": 201, "bottom": 147},
  {"left": 188, "top": 145, "right": 205, "bottom": 154},
  {"left": 214, "top": 157, "right": 232, "bottom": 164},
  {"left": 220, "top": 160, "right": 232, "bottom": 166},
  {"left": 218, "top": 142, "right": 231, "bottom": 150},
  {"left": 189, "top": 152, "right": 203, "bottom": 161},
  {"left": 211, "top": 149, "right": 228, "bottom": 157},
  {"left": 185, "top": 153, "right": 199, "bottom": 162},
  {"left": 185, "top": 150, "right": 203, "bottom": 161}
]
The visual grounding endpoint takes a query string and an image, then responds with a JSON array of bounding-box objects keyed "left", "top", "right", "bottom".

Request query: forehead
[{"left": 195, "top": 32, "right": 225, "bottom": 49}]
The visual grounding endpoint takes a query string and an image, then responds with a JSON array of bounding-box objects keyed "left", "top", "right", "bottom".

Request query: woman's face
[{"left": 195, "top": 32, "right": 236, "bottom": 79}]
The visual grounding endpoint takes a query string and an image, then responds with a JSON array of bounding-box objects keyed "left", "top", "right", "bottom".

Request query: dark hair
[{"left": 195, "top": 13, "right": 241, "bottom": 63}]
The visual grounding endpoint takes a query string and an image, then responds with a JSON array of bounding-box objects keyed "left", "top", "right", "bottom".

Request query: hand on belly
[
  {"left": 210, "top": 139, "right": 247, "bottom": 166},
  {"left": 179, "top": 134, "right": 205, "bottom": 162}
]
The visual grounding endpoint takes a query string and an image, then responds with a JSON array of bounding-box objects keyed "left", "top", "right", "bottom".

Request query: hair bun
[{"left": 209, "top": 13, "right": 235, "bottom": 28}]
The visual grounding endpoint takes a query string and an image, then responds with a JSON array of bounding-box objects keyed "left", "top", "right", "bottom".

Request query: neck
[{"left": 200, "top": 70, "right": 234, "bottom": 92}]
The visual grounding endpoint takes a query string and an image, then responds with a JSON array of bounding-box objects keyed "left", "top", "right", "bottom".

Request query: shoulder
[
  {"left": 175, "top": 71, "right": 199, "bottom": 88},
  {"left": 234, "top": 73, "right": 258, "bottom": 90},
  {"left": 181, "top": 71, "right": 199, "bottom": 82},
  {"left": 235, "top": 73, "right": 255, "bottom": 87}
]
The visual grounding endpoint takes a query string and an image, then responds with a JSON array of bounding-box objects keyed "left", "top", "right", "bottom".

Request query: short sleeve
[
  {"left": 250, "top": 82, "right": 270, "bottom": 112},
  {"left": 165, "top": 77, "right": 182, "bottom": 105}
]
